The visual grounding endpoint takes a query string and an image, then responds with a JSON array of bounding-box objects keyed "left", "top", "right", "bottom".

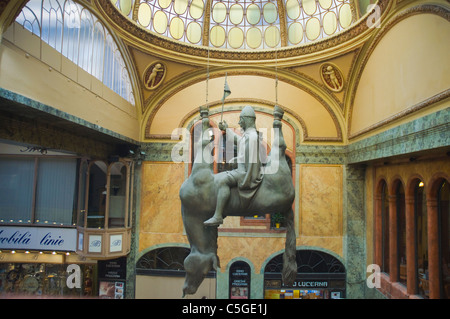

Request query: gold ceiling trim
[
  {"left": 95, "top": 0, "right": 389, "bottom": 63},
  {"left": 276, "top": 0, "right": 288, "bottom": 47},
  {"left": 346, "top": 3, "right": 450, "bottom": 139}
]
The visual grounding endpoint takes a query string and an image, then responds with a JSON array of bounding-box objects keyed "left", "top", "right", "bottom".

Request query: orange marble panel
[
  {"left": 139, "top": 233, "right": 189, "bottom": 253},
  {"left": 300, "top": 165, "right": 343, "bottom": 237},
  {"left": 297, "top": 236, "right": 343, "bottom": 257},
  {"left": 140, "top": 162, "right": 185, "bottom": 239}
]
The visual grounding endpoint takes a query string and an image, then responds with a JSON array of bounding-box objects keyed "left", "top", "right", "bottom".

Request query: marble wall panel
[
  {"left": 139, "top": 162, "right": 186, "bottom": 250},
  {"left": 300, "top": 165, "right": 343, "bottom": 237}
]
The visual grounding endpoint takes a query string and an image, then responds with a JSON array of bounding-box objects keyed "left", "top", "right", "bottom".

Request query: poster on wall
[
  {"left": 98, "top": 257, "right": 127, "bottom": 299},
  {"left": 229, "top": 261, "right": 251, "bottom": 299},
  {"left": 99, "top": 281, "right": 125, "bottom": 299}
]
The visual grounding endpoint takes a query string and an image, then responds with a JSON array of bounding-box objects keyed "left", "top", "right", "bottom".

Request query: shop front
[
  {"left": 0, "top": 140, "right": 133, "bottom": 298},
  {"left": 0, "top": 254, "right": 96, "bottom": 297},
  {"left": 0, "top": 226, "right": 97, "bottom": 297},
  {"left": 264, "top": 249, "right": 346, "bottom": 299}
]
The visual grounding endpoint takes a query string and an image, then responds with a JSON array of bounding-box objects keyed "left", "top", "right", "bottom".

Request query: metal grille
[{"left": 264, "top": 249, "right": 345, "bottom": 274}]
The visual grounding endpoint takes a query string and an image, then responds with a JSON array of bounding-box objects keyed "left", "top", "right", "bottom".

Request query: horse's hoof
[{"left": 204, "top": 216, "right": 223, "bottom": 227}]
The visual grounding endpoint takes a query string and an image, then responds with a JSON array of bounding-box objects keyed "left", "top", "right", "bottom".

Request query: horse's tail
[{"left": 282, "top": 208, "right": 297, "bottom": 286}]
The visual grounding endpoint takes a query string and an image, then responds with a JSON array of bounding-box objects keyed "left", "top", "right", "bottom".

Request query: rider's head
[{"left": 238, "top": 106, "right": 256, "bottom": 130}]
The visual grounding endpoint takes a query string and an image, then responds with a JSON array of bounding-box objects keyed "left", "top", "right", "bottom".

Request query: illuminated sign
[{"left": 0, "top": 226, "right": 77, "bottom": 251}]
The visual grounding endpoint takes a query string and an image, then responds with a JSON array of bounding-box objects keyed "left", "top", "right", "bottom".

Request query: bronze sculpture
[
  {"left": 204, "top": 106, "right": 263, "bottom": 226},
  {"left": 179, "top": 105, "right": 296, "bottom": 297}
]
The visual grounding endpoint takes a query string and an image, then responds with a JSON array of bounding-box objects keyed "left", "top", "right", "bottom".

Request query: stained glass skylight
[{"left": 113, "top": 0, "right": 355, "bottom": 49}]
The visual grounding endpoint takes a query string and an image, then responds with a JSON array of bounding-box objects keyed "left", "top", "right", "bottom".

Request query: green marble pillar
[
  {"left": 344, "top": 164, "right": 367, "bottom": 298},
  {"left": 125, "top": 164, "right": 142, "bottom": 299}
]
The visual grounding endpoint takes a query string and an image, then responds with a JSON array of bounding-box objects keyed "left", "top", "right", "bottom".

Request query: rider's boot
[{"left": 204, "top": 212, "right": 223, "bottom": 227}]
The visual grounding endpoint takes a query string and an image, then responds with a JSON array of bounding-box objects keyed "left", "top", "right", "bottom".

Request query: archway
[
  {"left": 264, "top": 249, "right": 346, "bottom": 299},
  {"left": 135, "top": 246, "right": 216, "bottom": 299}
]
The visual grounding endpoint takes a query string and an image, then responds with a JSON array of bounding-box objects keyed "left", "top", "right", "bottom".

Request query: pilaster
[{"left": 344, "top": 164, "right": 367, "bottom": 298}]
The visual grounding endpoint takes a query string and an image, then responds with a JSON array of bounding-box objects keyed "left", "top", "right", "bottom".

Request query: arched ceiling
[
  {"left": 142, "top": 67, "right": 350, "bottom": 142},
  {"left": 90, "top": 0, "right": 393, "bottom": 145}
]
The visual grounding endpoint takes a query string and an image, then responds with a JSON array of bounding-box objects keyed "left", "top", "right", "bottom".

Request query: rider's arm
[{"left": 219, "top": 121, "right": 240, "bottom": 144}]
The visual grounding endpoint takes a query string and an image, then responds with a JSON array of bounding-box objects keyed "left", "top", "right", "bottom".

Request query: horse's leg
[
  {"left": 282, "top": 208, "right": 297, "bottom": 286},
  {"left": 181, "top": 205, "right": 220, "bottom": 296},
  {"left": 183, "top": 207, "right": 219, "bottom": 255}
]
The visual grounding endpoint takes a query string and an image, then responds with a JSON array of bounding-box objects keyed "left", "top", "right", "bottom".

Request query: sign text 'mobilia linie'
[
  {"left": 0, "top": 230, "right": 64, "bottom": 247},
  {"left": 0, "top": 227, "right": 76, "bottom": 251}
]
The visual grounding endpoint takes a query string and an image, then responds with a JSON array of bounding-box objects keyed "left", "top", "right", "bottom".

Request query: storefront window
[
  {"left": 414, "top": 180, "right": 428, "bottom": 298},
  {"left": 0, "top": 156, "right": 78, "bottom": 226},
  {"left": 264, "top": 250, "right": 346, "bottom": 299},
  {"left": 35, "top": 158, "right": 77, "bottom": 226},
  {"left": 77, "top": 159, "right": 132, "bottom": 257},
  {"left": 108, "top": 162, "right": 128, "bottom": 228},
  {"left": 381, "top": 180, "right": 389, "bottom": 274},
  {"left": 438, "top": 180, "right": 450, "bottom": 299},
  {"left": 0, "top": 262, "right": 96, "bottom": 297},
  {"left": 87, "top": 161, "right": 107, "bottom": 229},
  {"left": 0, "top": 158, "right": 34, "bottom": 224},
  {"left": 396, "top": 182, "right": 406, "bottom": 286}
]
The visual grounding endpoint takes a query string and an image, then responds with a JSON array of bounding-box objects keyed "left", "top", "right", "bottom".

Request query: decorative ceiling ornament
[
  {"left": 143, "top": 61, "right": 166, "bottom": 90},
  {"left": 320, "top": 62, "right": 344, "bottom": 92}
]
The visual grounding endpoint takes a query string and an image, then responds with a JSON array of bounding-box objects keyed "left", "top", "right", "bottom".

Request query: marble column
[
  {"left": 344, "top": 164, "right": 367, "bottom": 298},
  {"left": 125, "top": 163, "right": 142, "bottom": 299}
]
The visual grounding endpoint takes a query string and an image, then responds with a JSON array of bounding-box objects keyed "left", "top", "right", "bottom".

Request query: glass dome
[{"left": 113, "top": 0, "right": 356, "bottom": 50}]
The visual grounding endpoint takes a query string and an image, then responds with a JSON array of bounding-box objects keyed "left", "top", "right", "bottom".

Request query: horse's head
[{"left": 182, "top": 252, "right": 219, "bottom": 297}]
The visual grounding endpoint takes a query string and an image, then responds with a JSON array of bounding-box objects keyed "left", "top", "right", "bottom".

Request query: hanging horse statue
[{"left": 179, "top": 105, "right": 296, "bottom": 297}]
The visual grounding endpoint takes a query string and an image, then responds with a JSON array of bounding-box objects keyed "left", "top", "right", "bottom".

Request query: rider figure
[{"left": 204, "top": 106, "right": 263, "bottom": 226}]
